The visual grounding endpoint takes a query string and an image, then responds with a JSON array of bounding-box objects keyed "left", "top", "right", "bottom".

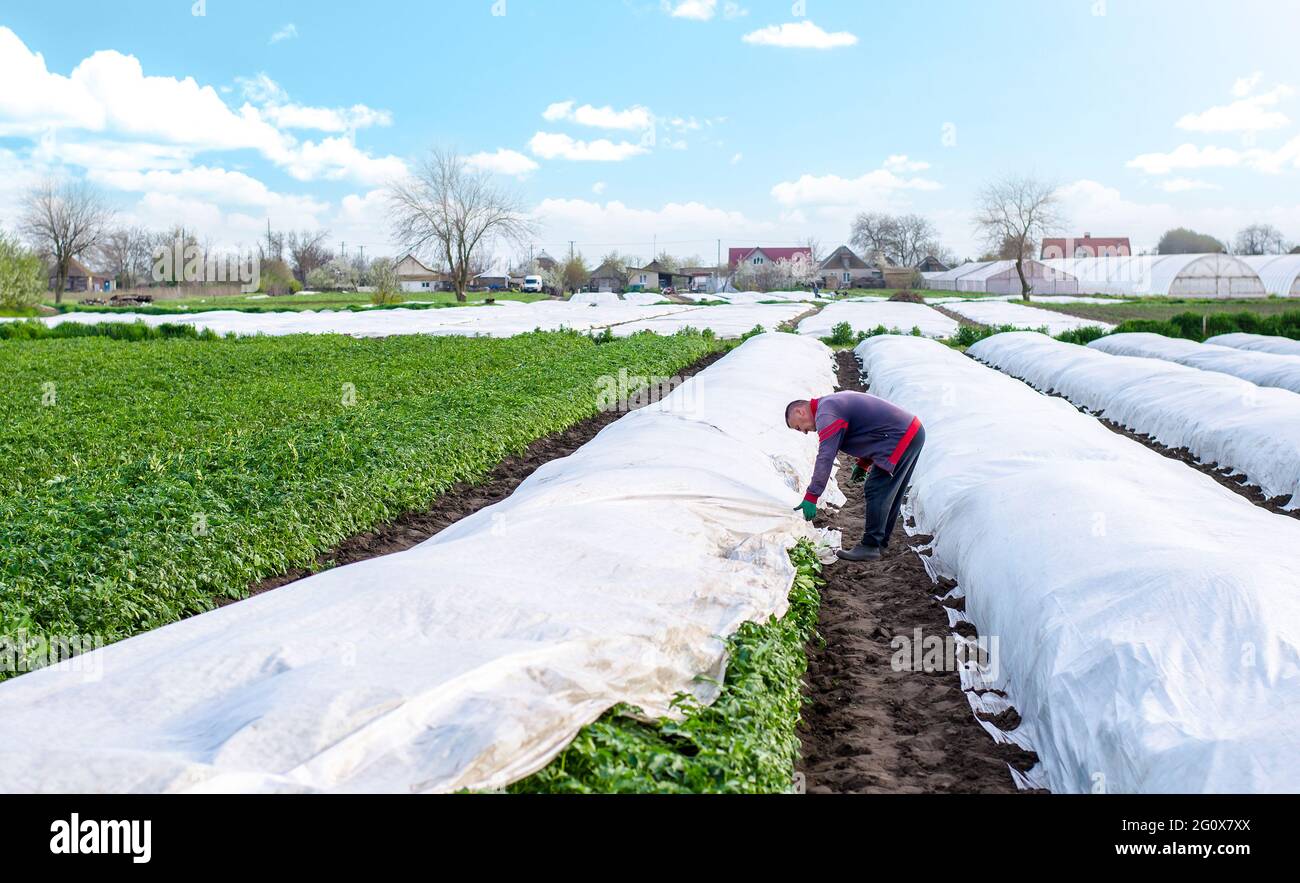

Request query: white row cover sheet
[
  {"left": 0, "top": 333, "right": 844, "bottom": 794},
  {"left": 609, "top": 303, "right": 808, "bottom": 338},
  {"left": 797, "top": 301, "right": 959, "bottom": 339},
  {"left": 1090, "top": 333, "right": 1300, "bottom": 395},
  {"left": 30, "top": 303, "right": 810, "bottom": 341},
  {"left": 943, "top": 300, "right": 1115, "bottom": 334},
  {"left": 1206, "top": 332, "right": 1300, "bottom": 358},
  {"left": 704, "top": 290, "right": 827, "bottom": 306},
  {"left": 925, "top": 295, "right": 1125, "bottom": 306},
  {"left": 855, "top": 334, "right": 1300, "bottom": 793},
  {"left": 970, "top": 332, "right": 1300, "bottom": 509},
  {"left": 35, "top": 301, "right": 695, "bottom": 339}
]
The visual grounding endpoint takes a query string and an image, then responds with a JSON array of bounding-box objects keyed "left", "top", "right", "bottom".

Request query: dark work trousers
[{"left": 860, "top": 425, "right": 926, "bottom": 549}]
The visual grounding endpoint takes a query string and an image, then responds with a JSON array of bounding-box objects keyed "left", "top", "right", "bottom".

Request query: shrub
[
  {"left": 1055, "top": 325, "right": 1111, "bottom": 346},
  {"left": 367, "top": 258, "right": 404, "bottom": 306},
  {"left": 258, "top": 259, "right": 298, "bottom": 297},
  {"left": 0, "top": 233, "right": 44, "bottom": 311},
  {"left": 828, "top": 321, "right": 855, "bottom": 346}
]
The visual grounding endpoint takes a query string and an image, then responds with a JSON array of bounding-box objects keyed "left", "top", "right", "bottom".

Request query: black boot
[{"left": 836, "top": 543, "right": 883, "bottom": 562}]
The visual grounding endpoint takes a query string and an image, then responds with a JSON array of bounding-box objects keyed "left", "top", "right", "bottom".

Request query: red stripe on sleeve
[{"left": 818, "top": 419, "right": 848, "bottom": 442}]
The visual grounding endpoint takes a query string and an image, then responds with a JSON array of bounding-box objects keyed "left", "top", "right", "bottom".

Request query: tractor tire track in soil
[
  {"left": 797, "top": 350, "right": 1038, "bottom": 794},
  {"left": 228, "top": 349, "right": 730, "bottom": 605}
]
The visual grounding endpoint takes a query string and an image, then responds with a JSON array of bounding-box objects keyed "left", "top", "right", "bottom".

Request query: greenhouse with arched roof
[{"left": 1043, "top": 254, "right": 1267, "bottom": 298}]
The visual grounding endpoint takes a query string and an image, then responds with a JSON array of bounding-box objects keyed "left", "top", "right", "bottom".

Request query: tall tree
[
  {"left": 973, "top": 175, "right": 1064, "bottom": 300},
  {"left": 1156, "top": 227, "right": 1226, "bottom": 255},
  {"left": 97, "top": 226, "right": 154, "bottom": 290},
  {"left": 387, "top": 148, "right": 535, "bottom": 302},
  {"left": 1233, "top": 223, "right": 1288, "bottom": 256},
  {"left": 287, "top": 229, "right": 332, "bottom": 283},
  {"left": 850, "top": 212, "right": 943, "bottom": 267},
  {"left": 20, "top": 179, "right": 115, "bottom": 304}
]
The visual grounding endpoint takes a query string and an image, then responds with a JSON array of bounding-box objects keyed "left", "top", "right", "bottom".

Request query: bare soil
[
  {"left": 797, "top": 351, "right": 1038, "bottom": 793},
  {"left": 227, "top": 350, "right": 730, "bottom": 605}
]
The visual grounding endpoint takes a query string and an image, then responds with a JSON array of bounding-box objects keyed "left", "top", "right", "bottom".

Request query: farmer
[{"left": 785, "top": 392, "right": 925, "bottom": 563}]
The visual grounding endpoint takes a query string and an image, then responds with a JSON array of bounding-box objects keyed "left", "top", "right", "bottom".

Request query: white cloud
[
  {"left": 770, "top": 163, "right": 941, "bottom": 208},
  {"left": 280, "top": 136, "right": 408, "bottom": 184},
  {"left": 1126, "top": 143, "right": 1243, "bottom": 175},
  {"left": 270, "top": 24, "right": 298, "bottom": 44},
  {"left": 1130, "top": 137, "right": 1300, "bottom": 176},
  {"left": 542, "top": 100, "right": 574, "bottom": 122},
  {"left": 1159, "top": 177, "right": 1221, "bottom": 193},
  {"left": 730, "top": 152, "right": 743, "bottom": 165},
  {"left": 592, "top": 181, "right": 607, "bottom": 194},
  {"left": 1177, "top": 85, "right": 1293, "bottom": 134},
  {"left": 465, "top": 148, "right": 540, "bottom": 177},
  {"left": 665, "top": 0, "right": 717, "bottom": 20},
  {"left": 34, "top": 136, "right": 192, "bottom": 172},
  {"left": 741, "top": 21, "right": 858, "bottom": 50},
  {"left": 1055, "top": 179, "right": 1300, "bottom": 252},
  {"left": 542, "top": 100, "right": 653, "bottom": 131},
  {"left": 883, "top": 154, "right": 930, "bottom": 173},
  {"left": 1233, "top": 71, "right": 1264, "bottom": 98},
  {"left": 0, "top": 29, "right": 404, "bottom": 185},
  {"left": 237, "top": 74, "right": 392, "bottom": 132},
  {"left": 528, "top": 132, "right": 649, "bottom": 162}
]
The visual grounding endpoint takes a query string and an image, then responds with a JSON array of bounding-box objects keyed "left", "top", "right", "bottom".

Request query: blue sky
[{"left": 2, "top": 0, "right": 1298, "bottom": 262}]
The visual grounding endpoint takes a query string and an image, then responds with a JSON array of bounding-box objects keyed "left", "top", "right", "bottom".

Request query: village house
[
  {"left": 394, "top": 254, "right": 448, "bottom": 293},
  {"left": 626, "top": 260, "right": 688, "bottom": 292},
  {"left": 818, "top": 246, "right": 884, "bottom": 290},
  {"left": 727, "top": 245, "right": 814, "bottom": 271},
  {"left": 588, "top": 261, "right": 628, "bottom": 293},
  {"left": 51, "top": 256, "right": 116, "bottom": 294}
]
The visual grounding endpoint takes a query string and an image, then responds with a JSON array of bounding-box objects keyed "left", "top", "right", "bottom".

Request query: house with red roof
[
  {"left": 1041, "top": 234, "right": 1132, "bottom": 259},
  {"left": 727, "top": 245, "right": 814, "bottom": 271}
]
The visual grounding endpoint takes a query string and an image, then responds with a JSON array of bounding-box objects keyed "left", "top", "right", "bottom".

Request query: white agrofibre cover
[
  {"left": 856, "top": 335, "right": 1300, "bottom": 793},
  {"left": 0, "top": 334, "right": 844, "bottom": 794},
  {"left": 609, "top": 303, "right": 808, "bottom": 338},
  {"left": 970, "top": 332, "right": 1300, "bottom": 509},
  {"left": 1206, "top": 332, "right": 1300, "bottom": 358},
  {"left": 797, "top": 301, "right": 958, "bottom": 339},
  {"left": 1091, "top": 333, "right": 1300, "bottom": 395},
  {"left": 942, "top": 300, "right": 1114, "bottom": 334},
  {"left": 36, "top": 302, "right": 696, "bottom": 339}
]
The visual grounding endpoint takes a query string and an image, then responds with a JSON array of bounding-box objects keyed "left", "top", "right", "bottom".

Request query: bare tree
[
  {"left": 287, "top": 229, "right": 332, "bottom": 283},
  {"left": 388, "top": 148, "right": 535, "bottom": 302},
  {"left": 850, "top": 212, "right": 943, "bottom": 267},
  {"left": 1233, "top": 223, "right": 1288, "bottom": 256},
  {"left": 97, "top": 226, "right": 154, "bottom": 290},
  {"left": 849, "top": 212, "right": 894, "bottom": 264},
  {"left": 973, "top": 175, "right": 1064, "bottom": 300},
  {"left": 20, "top": 179, "right": 115, "bottom": 303}
]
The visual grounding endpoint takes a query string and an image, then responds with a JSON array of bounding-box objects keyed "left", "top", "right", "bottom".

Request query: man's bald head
[{"left": 785, "top": 400, "right": 815, "bottom": 433}]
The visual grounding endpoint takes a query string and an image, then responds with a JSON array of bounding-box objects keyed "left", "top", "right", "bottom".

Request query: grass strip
[{"left": 511, "top": 540, "right": 824, "bottom": 794}]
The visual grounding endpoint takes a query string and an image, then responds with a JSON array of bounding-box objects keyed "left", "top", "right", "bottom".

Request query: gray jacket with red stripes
[{"left": 802, "top": 391, "right": 922, "bottom": 503}]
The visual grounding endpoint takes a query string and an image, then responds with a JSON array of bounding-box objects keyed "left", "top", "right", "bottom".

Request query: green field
[
  {"left": 1028, "top": 296, "right": 1300, "bottom": 325},
  {"left": 0, "top": 329, "right": 721, "bottom": 654}
]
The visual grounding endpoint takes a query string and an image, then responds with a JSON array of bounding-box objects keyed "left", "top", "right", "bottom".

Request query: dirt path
[
  {"left": 797, "top": 351, "right": 1037, "bottom": 793},
  {"left": 228, "top": 349, "right": 729, "bottom": 605}
]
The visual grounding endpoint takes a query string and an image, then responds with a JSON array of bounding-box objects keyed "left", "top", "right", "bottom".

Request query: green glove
[
  {"left": 850, "top": 463, "right": 867, "bottom": 484},
  {"left": 795, "top": 500, "right": 817, "bottom": 522}
]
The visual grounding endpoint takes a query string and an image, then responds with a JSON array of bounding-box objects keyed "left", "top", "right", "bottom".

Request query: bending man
[{"left": 786, "top": 392, "right": 925, "bottom": 562}]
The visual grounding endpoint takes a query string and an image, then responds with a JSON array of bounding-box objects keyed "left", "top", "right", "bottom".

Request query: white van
[{"left": 522, "top": 275, "right": 545, "bottom": 293}]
